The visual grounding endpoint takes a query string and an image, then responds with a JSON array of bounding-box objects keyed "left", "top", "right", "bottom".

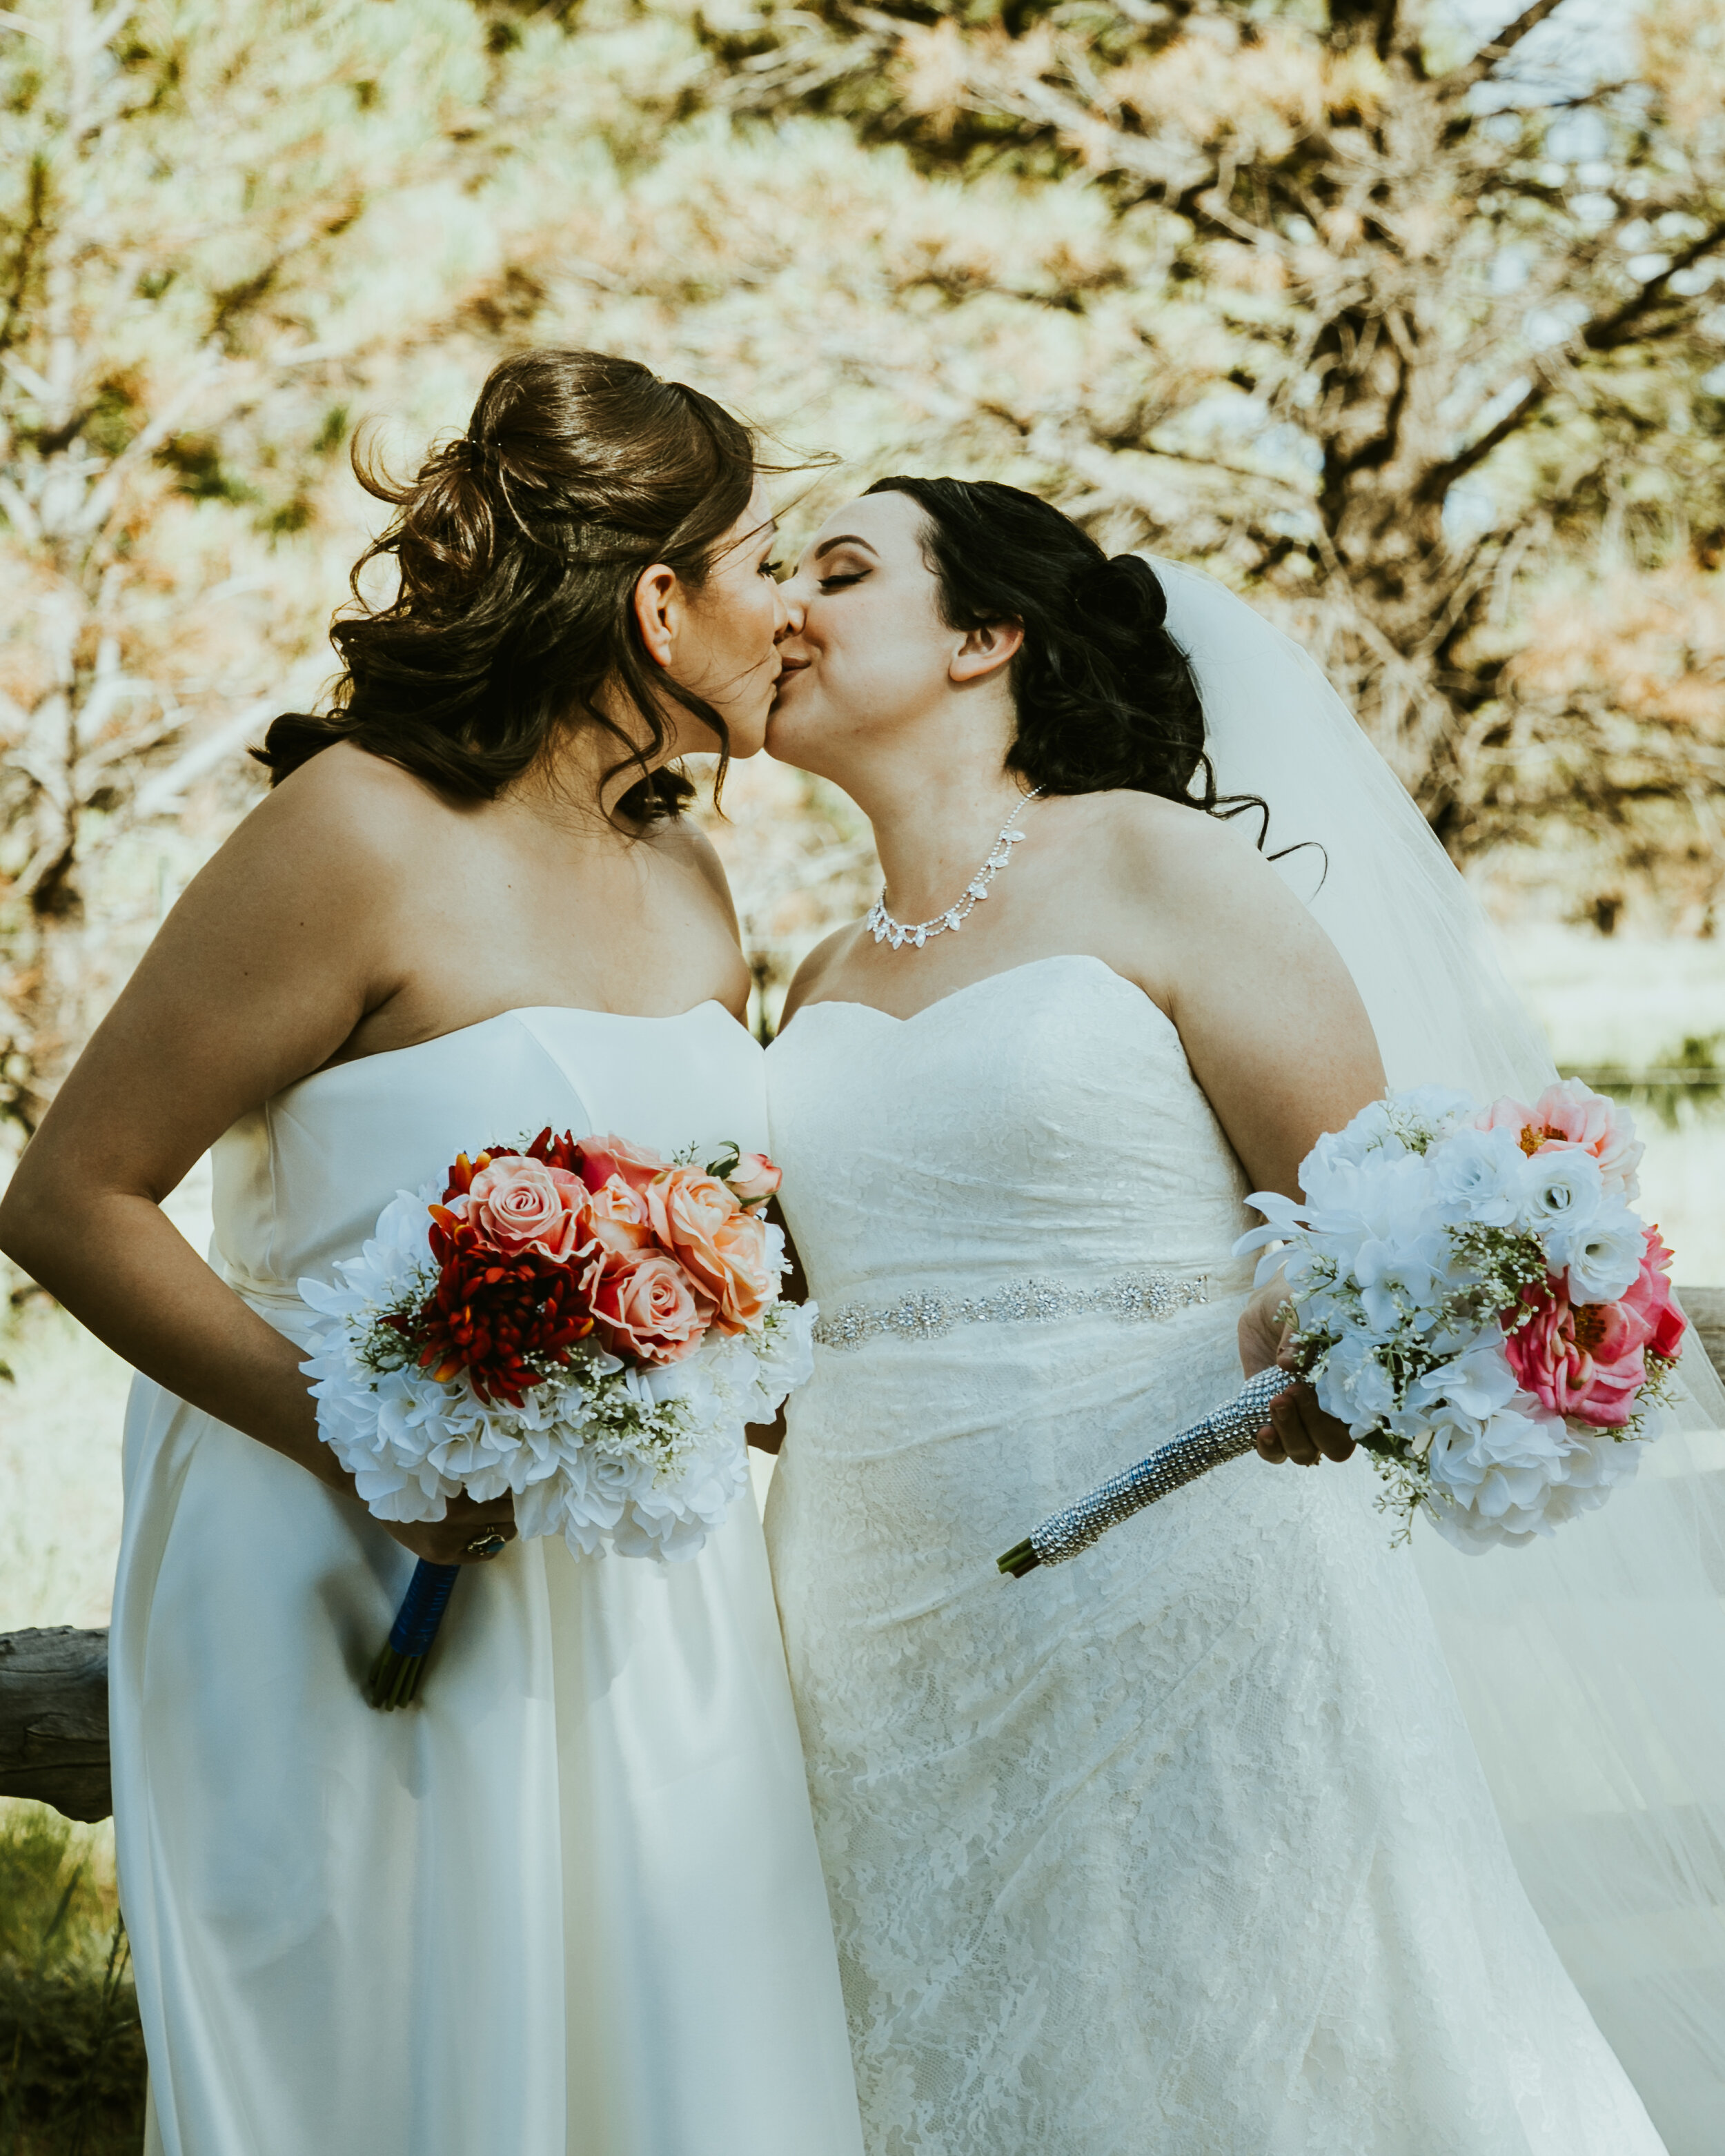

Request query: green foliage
[{"left": 0, "top": 1808, "right": 144, "bottom": 2156}]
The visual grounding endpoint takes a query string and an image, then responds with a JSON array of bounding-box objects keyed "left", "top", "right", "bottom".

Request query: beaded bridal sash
[{"left": 811, "top": 1269, "right": 1211, "bottom": 1351}]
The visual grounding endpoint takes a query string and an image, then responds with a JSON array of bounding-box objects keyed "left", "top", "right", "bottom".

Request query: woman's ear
[
  {"left": 949, "top": 619, "right": 1024, "bottom": 686},
  {"left": 633, "top": 564, "right": 680, "bottom": 672}
]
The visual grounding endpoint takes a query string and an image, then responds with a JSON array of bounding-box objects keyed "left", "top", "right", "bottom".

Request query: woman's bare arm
[
  {"left": 1105, "top": 804, "right": 1386, "bottom": 1468},
  {"left": 0, "top": 755, "right": 515, "bottom": 1562}
]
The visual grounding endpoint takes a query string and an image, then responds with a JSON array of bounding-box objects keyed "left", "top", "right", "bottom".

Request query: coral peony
[
  {"left": 589, "top": 1247, "right": 713, "bottom": 1365},
  {"left": 1477, "top": 1078, "right": 1643, "bottom": 1198},
  {"left": 1504, "top": 1278, "right": 1648, "bottom": 1428}
]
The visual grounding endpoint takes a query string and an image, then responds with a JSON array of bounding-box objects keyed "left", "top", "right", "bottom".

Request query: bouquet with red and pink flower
[
  {"left": 1232, "top": 1078, "right": 1686, "bottom": 1551},
  {"left": 300, "top": 1130, "right": 809, "bottom": 1705},
  {"left": 1000, "top": 1080, "right": 1686, "bottom": 1579}
]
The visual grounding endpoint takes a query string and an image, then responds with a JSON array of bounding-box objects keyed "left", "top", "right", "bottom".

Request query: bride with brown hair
[
  {"left": 759, "top": 476, "right": 1725, "bottom": 2155},
  {"left": 0, "top": 350, "right": 864, "bottom": 2156}
]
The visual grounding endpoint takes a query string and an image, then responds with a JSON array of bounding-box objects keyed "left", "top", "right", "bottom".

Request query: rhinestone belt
[{"left": 811, "top": 1270, "right": 1210, "bottom": 1351}]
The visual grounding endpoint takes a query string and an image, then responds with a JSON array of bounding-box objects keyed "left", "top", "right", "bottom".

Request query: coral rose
[
  {"left": 589, "top": 1249, "right": 713, "bottom": 1365},
  {"left": 575, "top": 1134, "right": 672, "bottom": 1195},
  {"left": 462, "top": 1156, "right": 590, "bottom": 1263},
  {"left": 1619, "top": 1227, "right": 1688, "bottom": 1363},
  {"left": 1477, "top": 1078, "right": 1643, "bottom": 1198},
  {"left": 1504, "top": 1278, "right": 1648, "bottom": 1428},
  {"left": 646, "top": 1166, "right": 739, "bottom": 1279},
  {"left": 579, "top": 1172, "right": 653, "bottom": 1258},
  {"left": 702, "top": 1208, "right": 780, "bottom": 1331},
  {"left": 644, "top": 1167, "right": 777, "bottom": 1330}
]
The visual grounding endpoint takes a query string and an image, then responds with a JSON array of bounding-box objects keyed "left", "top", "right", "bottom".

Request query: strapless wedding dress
[
  {"left": 110, "top": 1005, "right": 864, "bottom": 2156},
  {"left": 763, "top": 956, "right": 1664, "bottom": 2156}
]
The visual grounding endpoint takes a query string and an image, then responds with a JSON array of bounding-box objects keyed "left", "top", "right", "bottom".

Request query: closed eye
[
  {"left": 760, "top": 558, "right": 782, "bottom": 579},
  {"left": 819, "top": 571, "right": 868, "bottom": 591}
]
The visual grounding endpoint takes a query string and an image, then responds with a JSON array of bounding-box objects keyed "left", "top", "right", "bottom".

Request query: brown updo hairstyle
[
  {"left": 255, "top": 348, "right": 768, "bottom": 818},
  {"left": 865, "top": 475, "right": 1274, "bottom": 842}
]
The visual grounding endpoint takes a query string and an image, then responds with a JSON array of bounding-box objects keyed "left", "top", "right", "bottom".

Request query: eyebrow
[{"left": 811, "top": 534, "right": 878, "bottom": 562}]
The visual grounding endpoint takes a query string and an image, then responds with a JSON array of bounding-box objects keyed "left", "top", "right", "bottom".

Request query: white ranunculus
[
  {"left": 1553, "top": 1204, "right": 1646, "bottom": 1304},
  {"left": 1519, "top": 1147, "right": 1603, "bottom": 1247}
]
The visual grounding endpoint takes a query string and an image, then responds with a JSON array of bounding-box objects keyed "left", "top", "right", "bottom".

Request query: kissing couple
[{"left": 6, "top": 346, "right": 1722, "bottom": 2156}]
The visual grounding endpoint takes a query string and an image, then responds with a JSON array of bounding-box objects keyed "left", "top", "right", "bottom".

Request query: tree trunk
[{"left": 0, "top": 1625, "right": 110, "bottom": 1823}]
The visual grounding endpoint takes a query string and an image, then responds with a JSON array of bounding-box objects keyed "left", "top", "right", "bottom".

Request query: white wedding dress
[
  {"left": 763, "top": 955, "right": 1666, "bottom": 2156},
  {"left": 109, "top": 1004, "right": 865, "bottom": 2156}
]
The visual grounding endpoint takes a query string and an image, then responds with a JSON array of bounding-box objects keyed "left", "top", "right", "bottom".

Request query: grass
[{"left": 0, "top": 1806, "right": 144, "bottom": 2156}]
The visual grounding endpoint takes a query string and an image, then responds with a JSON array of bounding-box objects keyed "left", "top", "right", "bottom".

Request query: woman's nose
[{"left": 777, "top": 582, "right": 805, "bottom": 636}]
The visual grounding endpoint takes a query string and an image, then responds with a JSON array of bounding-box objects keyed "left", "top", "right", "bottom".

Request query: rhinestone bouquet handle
[{"left": 998, "top": 1365, "right": 1297, "bottom": 1578}]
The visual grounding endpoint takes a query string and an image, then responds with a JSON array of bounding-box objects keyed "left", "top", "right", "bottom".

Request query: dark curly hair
[
  {"left": 864, "top": 476, "right": 1272, "bottom": 840},
  {"left": 256, "top": 348, "right": 771, "bottom": 818}
]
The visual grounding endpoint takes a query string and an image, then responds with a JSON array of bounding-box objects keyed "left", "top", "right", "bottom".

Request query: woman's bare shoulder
[
  {"left": 1061, "top": 789, "right": 1295, "bottom": 913},
  {"left": 642, "top": 813, "right": 740, "bottom": 927}
]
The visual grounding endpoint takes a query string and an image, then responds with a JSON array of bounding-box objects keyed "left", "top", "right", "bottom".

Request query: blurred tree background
[
  {"left": 2, "top": 8, "right": 1723, "bottom": 2133},
  {"left": 2, "top": 0, "right": 1723, "bottom": 1155}
]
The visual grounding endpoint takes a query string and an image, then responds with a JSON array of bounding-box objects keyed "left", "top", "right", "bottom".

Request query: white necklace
[{"left": 867, "top": 788, "right": 1043, "bottom": 951}]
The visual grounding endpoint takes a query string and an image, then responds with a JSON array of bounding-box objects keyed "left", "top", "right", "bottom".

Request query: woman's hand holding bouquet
[
  {"left": 300, "top": 1129, "right": 808, "bottom": 1703},
  {"left": 1001, "top": 1077, "right": 1686, "bottom": 1576},
  {"left": 1240, "top": 1078, "right": 1684, "bottom": 1551}
]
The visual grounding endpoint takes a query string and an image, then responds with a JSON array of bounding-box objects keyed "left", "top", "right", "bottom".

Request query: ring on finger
[{"left": 464, "top": 1531, "right": 509, "bottom": 1559}]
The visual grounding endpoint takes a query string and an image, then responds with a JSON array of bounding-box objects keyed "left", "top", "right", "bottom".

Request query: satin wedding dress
[
  {"left": 109, "top": 1003, "right": 865, "bottom": 2156},
  {"left": 763, "top": 955, "right": 1666, "bottom": 2156}
]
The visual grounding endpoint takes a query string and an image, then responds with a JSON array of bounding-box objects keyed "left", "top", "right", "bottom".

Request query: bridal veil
[{"left": 1152, "top": 557, "right": 1725, "bottom": 2153}]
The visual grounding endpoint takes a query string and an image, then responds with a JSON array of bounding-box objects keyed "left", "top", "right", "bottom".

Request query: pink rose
[
  {"left": 589, "top": 1248, "right": 713, "bottom": 1365},
  {"left": 575, "top": 1133, "right": 672, "bottom": 1195},
  {"left": 1504, "top": 1277, "right": 1648, "bottom": 1428},
  {"left": 578, "top": 1172, "right": 653, "bottom": 1258},
  {"left": 1477, "top": 1079, "right": 1642, "bottom": 1197},
  {"left": 462, "top": 1155, "right": 590, "bottom": 1263},
  {"left": 1619, "top": 1227, "right": 1688, "bottom": 1363},
  {"left": 726, "top": 1151, "right": 782, "bottom": 1210}
]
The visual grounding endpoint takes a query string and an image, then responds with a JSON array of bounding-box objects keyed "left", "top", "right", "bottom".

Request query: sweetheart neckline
[
  {"left": 781, "top": 954, "right": 1174, "bottom": 1036},
  {"left": 289, "top": 999, "right": 746, "bottom": 1096}
]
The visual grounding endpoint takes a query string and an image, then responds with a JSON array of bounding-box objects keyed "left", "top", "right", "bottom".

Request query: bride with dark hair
[
  {"left": 760, "top": 477, "right": 1725, "bottom": 2155},
  {"left": 0, "top": 350, "right": 865, "bottom": 2156}
]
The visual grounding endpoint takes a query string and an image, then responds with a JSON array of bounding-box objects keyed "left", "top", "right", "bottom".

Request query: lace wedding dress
[
  {"left": 110, "top": 1005, "right": 865, "bottom": 2156},
  {"left": 763, "top": 955, "right": 1666, "bottom": 2156}
]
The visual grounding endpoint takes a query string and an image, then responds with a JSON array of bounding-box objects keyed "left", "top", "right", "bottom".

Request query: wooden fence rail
[{"left": 5, "top": 1289, "right": 1724, "bottom": 1826}]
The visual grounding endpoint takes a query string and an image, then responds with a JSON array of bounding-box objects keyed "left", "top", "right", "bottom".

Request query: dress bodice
[
  {"left": 211, "top": 1002, "right": 765, "bottom": 1305},
  {"left": 764, "top": 956, "right": 1254, "bottom": 1304}
]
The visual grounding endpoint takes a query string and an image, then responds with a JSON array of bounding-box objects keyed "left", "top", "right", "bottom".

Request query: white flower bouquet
[
  {"left": 1000, "top": 1080, "right": 1687, "bottom": 1576},
  {"left": 300, "top": 1127, "right": 813, "bottom": 1703}
]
